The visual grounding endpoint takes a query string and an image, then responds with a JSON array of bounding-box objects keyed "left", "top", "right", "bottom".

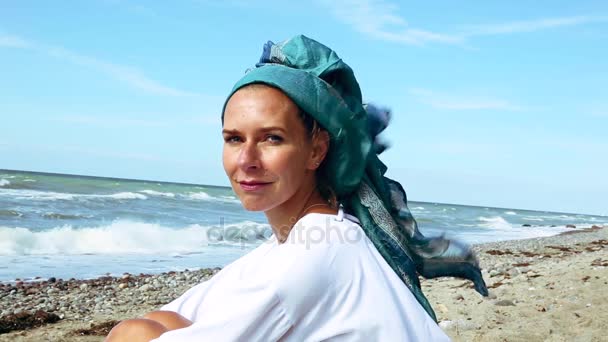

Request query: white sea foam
[
  {"left": 102, "top": 192, "right": 147, "bottom": 200},
  {"left": 187, "top": 191, "right": 212, "bottom": 200},
  {"left": 412, "top": 206, "right": 425, "bottom": 210},
  {"left": 0, "top": 189, "right": 76, "bottom": 201},
  {"left": 522, "top": 217, "right": 544, "bottom": 222},
  {"left": 0, "top": 179, "right": 10, "bottom": 187},
  {"left": 0, "top": 189, "right": 147, "bottom": 201},
  {"left": 504, "top": 211, "right": 517, "bottom": 215},
  {"left": 475, "top": 216, "right": 579, "bottom": 242},
  {"left": 477, "top": 216, "right": 513, "bottom": 230},
  {"left": 139, "top": 190, "right": 175, "bottom": 198},
  {"left": 186, "top": 192, "right": 240, "bottom": 204},
  {"left": 0, "top": 220, "right": 270, "bottom": 255}
]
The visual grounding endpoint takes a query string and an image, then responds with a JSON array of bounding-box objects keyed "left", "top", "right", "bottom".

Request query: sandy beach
[{"left": 1, "top": 225, "right": 606, "bottom": 341}]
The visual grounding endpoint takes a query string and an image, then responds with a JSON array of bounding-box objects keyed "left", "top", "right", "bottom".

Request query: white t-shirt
[{"left": 153, "top": 210, "right": 450, "bottom": 342}]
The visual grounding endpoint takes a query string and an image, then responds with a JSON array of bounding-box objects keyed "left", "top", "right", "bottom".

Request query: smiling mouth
[{"left": 238, "top": 181, "right": 271, "bottom": 191}]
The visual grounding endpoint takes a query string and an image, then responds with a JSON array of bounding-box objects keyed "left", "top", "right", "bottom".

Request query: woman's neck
[{"left": 265, "top": 190, "right": 337, "bottom": 244}]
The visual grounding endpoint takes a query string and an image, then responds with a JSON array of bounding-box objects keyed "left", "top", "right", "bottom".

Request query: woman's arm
[{"left": 105, "top": 311, "right": 192, "bottom": 342}]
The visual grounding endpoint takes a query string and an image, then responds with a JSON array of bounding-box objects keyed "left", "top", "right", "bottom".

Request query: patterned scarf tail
[{"left": 342, "top": 112, "right": 489, "bottom": 321}]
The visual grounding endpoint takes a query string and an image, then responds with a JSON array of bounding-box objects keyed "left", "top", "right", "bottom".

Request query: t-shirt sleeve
[
  {"left": 158, "top": 281, "right": 212, "bottom": 321},
  {"left": 151, "top": 280, "right": 293, "bottom": 342}
]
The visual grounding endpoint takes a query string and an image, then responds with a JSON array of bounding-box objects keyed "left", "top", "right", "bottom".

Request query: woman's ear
[{"left": 307, "top": 130, "right": 330, "bottom": 170}]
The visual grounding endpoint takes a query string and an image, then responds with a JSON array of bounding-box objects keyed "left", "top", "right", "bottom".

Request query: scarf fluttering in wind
[{"left": 222, "top": 35, "right": 488, "bottom": 321}]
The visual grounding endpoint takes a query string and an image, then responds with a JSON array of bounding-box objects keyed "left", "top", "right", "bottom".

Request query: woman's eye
[
  {"left": 224, "top": 136, "right": 242, "bottom": 143},
  {"left": 266, "top": 135, "right": 283, "bottom": 143}
]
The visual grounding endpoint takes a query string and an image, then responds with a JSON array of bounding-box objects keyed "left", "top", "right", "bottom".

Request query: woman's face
[{"left": 222, "top": 85, "right": 325, "bottom": 213}]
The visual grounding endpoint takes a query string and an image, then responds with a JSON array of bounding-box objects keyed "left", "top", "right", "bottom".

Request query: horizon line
[{"left": 1, "top": 168, "right": 604, "bottom": 218}]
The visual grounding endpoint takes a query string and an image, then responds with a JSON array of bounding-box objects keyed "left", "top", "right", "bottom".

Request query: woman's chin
[{"left": 239, "top": 199, "right": 269, "bottom": 212}]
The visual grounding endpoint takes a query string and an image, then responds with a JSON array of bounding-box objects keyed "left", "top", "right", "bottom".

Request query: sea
[{"left": 1, "top": 169, "right": 606, "bottom": 283}]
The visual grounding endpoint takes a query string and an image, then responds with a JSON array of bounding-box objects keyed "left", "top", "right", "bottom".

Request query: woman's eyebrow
[
  {"left": 259, "top": 126, "right": 287, "bottom": 133},
  {"left": 222, "top": 127, "right": 286, "bottom": 134},
  {"left": 222, "top": 129, "right": 238, "bottom": 134}
]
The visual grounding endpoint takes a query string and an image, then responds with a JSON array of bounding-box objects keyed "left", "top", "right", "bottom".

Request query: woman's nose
[{"left": 237, "top": 142, "right": 262, "bottom": 171}]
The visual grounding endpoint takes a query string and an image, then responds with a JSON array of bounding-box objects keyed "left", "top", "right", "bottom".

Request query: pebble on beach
[
  {"left": 0, "top": 225, "right": 606, "bottom": 341},
  {"left": 0, "top": 268, "right": 221, "bottom": 336}
]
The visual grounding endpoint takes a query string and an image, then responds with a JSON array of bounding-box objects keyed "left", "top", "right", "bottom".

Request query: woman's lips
[{"left": 239, "top": 182, "right": 271, "bottom": 192}]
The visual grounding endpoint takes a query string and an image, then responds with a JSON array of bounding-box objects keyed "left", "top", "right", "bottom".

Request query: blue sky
[{"left": 1, "top": 0, "right": 607, "bottom": 215}]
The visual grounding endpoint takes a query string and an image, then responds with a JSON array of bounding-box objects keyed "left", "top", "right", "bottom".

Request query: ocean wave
[
  {"left": 4, "top": 190, "right": 76, "bottom": 201},
  {"left": 0, "top": 189, "right": 147, "bottom": 201},
  {"left": 0, "top": 220, "right": 271, "bottom": 255},
  {"left": 186, "top": 191, "right": 240, "bottom": 204},
  {"left": 187, "top": 191, "right": 212, "bottom": 200},
  {"left": 42, "top": 213, "right": 90, "bottom": 220},
  {"left": 477, "top": 216, "right": 513, "bottom": 230},
  {"left": 0, "top": 210, "right": 23, "bottom": 218},
  {"left": 139, "top": 190, "right": 175, "bottom": 198},
  {"left": 522, "top": 217, "right": 544, "bottom": 222},
  {"left": 103, "top": 192, "right": 147, "bottom": 200},
  {"left": 0, "top": 180, "right": 35, "bottom": 190},
  {"left": 504, "top": 211, "right": 517, "bottom": 215},
  {"left": 475, "top": 216, "right": 584, "bottom": 240},
  {"left": 412, "top": 206, "right": 425, "bottom": 210},
  {"left": 526, "top": 214, "right": 602, "bottom": 223}
]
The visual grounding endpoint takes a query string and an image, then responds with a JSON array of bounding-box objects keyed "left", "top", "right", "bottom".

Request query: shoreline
[
  {"left": 0, "top": 223, "right": 608, "bottom": 286},
  {"left": 1, "top": 223, "right": 604, "bottom": 285},
  {"left": 0, "top": 225, "right": 606, "bottom": 341}
]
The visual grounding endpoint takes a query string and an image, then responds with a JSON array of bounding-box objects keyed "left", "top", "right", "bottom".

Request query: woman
[{"left": 106, "top": 35, "right": 487, "bottom": 341}]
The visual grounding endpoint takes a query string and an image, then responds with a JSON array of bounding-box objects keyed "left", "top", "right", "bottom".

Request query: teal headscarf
[{"left": 222, "top": 35, "right": 488, "bottom": 321}]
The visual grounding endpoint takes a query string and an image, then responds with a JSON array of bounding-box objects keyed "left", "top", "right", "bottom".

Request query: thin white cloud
[
  {"left": 0, "top": 34, "right": 32, "bottom": 48},
  {"left": 0, "top": 33, "right": 197, "bottom": 97},
  {"left": 319, "top": 0, "right": 608, "bottom": 45},
  {"left": 319, "top": 0, "right": 461, "bottom": 45},
  {"left": 409, "top": 88, "right": 523, "bottom": 111},
  {"left": 465, "top": 15, "right": 608, "bottom": 36}
]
